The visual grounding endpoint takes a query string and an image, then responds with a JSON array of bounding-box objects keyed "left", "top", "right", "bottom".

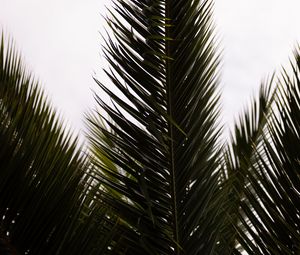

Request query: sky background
[{"left": 1, "top": 0, "right": 300, "bottom": 141}]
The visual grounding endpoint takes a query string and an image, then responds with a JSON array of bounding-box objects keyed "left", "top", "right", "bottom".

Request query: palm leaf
[
  {"left": 87, "top": 0, "right": 223, "bottom": 254},
  {"left": 233, "top": 48, "right": 300, "bottom": 254},
  {"left": 0, "top": 34, "right": 115, "bottom": 255},
  {"left": 219, "top": 77, "right": 275, "bottom": 254}
]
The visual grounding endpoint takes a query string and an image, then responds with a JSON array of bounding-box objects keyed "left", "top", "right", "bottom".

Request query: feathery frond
[
  {"left": 233, "top": 48, "right": 300, "bottom": 254},
  {"left": 0, "top": 34, "right": 114, "bottom": 255},
  {"left": 87, "top": 0, "right": 223, "bottom": 254},
  {"left": 219, "top": 77, "right": 275, "bottom": 254}
]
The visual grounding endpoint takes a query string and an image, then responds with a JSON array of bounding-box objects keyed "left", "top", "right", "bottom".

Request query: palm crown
[{"left": 1, "top": 0, "right": 300, "bottom": 254}]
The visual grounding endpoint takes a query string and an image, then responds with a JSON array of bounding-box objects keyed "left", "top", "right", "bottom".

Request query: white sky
[{"left": 1, "top": 0, "right": 300, "bottom": 140}]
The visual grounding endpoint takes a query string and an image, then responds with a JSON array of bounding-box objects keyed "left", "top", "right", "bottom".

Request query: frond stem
[{"left": 166, "top": 1, "right": 179, "bottom": 253}]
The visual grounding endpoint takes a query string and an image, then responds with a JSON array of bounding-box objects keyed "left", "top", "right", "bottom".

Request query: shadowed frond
[
  {"left": 233, "top": 48, "right": 300, "bottom": 254},
  {"left": 87, "top": 0, "right": 224, "bottom": 254},
  {"left": 0, "top": 34, "right": 115, "bottom": 255},
  {"left": 219, "top": 77, "right": 275, "bottom": 254}
]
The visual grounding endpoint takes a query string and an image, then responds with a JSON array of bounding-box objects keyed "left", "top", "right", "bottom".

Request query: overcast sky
[{"left": 1, "top": 0, "right": 300, "bottom": 140}]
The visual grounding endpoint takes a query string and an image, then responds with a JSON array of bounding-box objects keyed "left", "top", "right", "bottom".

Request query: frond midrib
[{"left": 166, "top": 0, "right": 180, "bottom": 253}]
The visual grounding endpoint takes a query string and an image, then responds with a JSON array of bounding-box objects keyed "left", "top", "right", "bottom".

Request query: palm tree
[{"left": 1, "top": 0, "right": 300, "bottom": 254}]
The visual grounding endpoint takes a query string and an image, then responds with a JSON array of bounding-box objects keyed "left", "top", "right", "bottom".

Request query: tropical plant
[{"left": 2, "top": 0, "right": 300, "bottom": 254}]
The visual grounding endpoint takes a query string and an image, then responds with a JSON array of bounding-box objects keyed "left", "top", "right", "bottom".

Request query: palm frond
[
  {"left": 0, "top": 34, "right": 115, "bottom": 255},
  {"left": 219, "top": 77, "right": 275, "bottom": 254},
  {"left": 234, "top": 47, "right": 300, "bottom": 254},
  {"left": 87, "top": 0, "right": 223, "bottom": 254}
]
